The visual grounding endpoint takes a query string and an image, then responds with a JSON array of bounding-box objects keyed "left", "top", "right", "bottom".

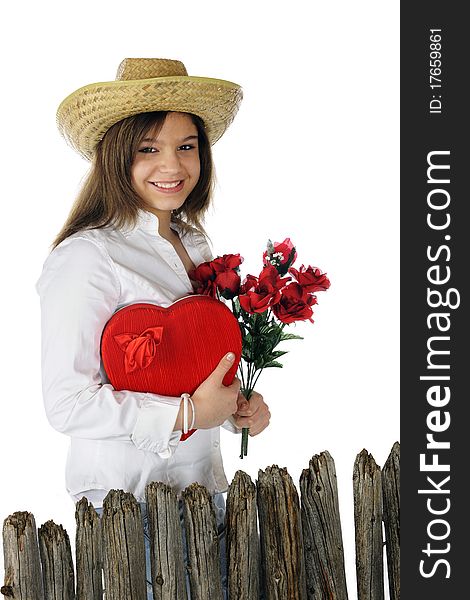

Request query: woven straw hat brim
[{"left": 57, "top": 75, "right": 243, "bottom": 161}]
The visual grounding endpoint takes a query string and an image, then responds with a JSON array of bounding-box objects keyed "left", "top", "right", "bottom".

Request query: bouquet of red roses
[{"left": 189, "top": 238, "right": 330, "bottom": 458}]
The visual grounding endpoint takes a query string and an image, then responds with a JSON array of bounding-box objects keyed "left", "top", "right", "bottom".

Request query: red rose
[
  {"left": 272, "top": 282, "right": 317, "bottom": 324},
  {"left": 263, "top": 238, "right": 297, "bottom": 275},
  {"left": 215, "top": 271, "right": 241, "bottom": 299},
  {"left": 189, "top": 261, "right": 218, "bottom": 297},
  {"left": 238, "top": 265, "right": 289, "bottom": 314},
  {"left": 212, "top": 254, "right": 243, "bottom": 299},
  {"left": 212, "top": 253, "right": 243, "bottom": 272},
  {"left": 258, "top": 264, "right": 290, "bottom": 290},
  {"left": 289, "top": 265, "right": 331, "bottom": 293},
  {"left": 240, "top": 273, "right": 258, "bottom": 294}
]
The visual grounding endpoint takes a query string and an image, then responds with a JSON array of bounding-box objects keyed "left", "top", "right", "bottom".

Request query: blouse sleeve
[{"left": 36, "top": 236, "right": 182, "bottom": 458}]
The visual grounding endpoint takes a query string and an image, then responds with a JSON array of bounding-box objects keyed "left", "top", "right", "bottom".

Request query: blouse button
[{"left": 213, "top": 441, "right": 219, "bottom": 448}]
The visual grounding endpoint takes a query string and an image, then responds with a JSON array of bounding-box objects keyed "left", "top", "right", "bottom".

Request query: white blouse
[{"left": 36, "top": 209, "right": 238, "bottom": 507}]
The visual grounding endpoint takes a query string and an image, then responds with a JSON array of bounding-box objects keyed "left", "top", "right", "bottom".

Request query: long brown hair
[{"left": 52, "top": 111, "right": 214, "bottom": 248}]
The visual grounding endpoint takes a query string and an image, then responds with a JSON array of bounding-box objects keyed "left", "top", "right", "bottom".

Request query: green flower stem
[
  {"left": 240, "top": 387, "right": 252, "bottom": 458},
  {"left": 240, "top": 318, "right": 259, "bottom": 458},
  {"left": 237, "top": 307, "right": 288, "bottom": 458},
  {"left": 241, "top": 427, "right": 249, "bottom": 458}
]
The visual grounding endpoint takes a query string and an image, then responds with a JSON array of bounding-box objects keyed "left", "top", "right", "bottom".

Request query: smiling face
[{"left": 131, "top": 112, "right": 201, "bottom": 217}]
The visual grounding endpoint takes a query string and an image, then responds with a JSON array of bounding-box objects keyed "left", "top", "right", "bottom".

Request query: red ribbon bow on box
[{"left": 114, "top": 326, "right": 164, "bottom": 373}]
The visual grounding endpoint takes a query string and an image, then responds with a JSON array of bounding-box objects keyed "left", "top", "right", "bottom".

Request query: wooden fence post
[
  {"left": 353, "top": 450, "right": 384, "bottom": 600},
  {"left": 75, "top": 498, "right": 103, "bottom": 600},
  {"left": 101, "top": 490, "right": 147, "bottom": 600},
  {"left": 182, "top": 482, "right": 224, "bottom": 599},
  {"left": 300, "top": 451, "right": 349, "bottom": 600},
  {"left": 257, "top": 465, "right": 307, "bottom": 600},
  {"left": 38, "top": 520, "right": 75, "bottom": 599},
  {"left": 226, "top": 470, "right": 259, "bottom": 600},
  {"left": 382, "top": 442, "right": 400, "bottom": 600},
  {"left": 146, "top": 481, "right": 187, "bottom": 600},
  {"left": 2, "top": 511, "right": 44, "bottom": 599}
]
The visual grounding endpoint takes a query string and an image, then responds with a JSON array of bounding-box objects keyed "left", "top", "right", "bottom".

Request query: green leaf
[
  {"left": 264, "top": 360, "right": 284, "bottom": 368},
  {"left": 269, "top": 350, "right": 288, "bottom": 359},
  {"left": 280, "top": 332, "right": 304, "bottom": 341},
  {"left": 268, "top": 321, "right": 282, "bottom": 333},
  {"left": 254, "top": 358, "right": 266, "bottom": 370}
]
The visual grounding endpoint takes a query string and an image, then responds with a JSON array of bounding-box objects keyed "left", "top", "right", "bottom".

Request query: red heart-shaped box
[{"left": 101, "top": 296, "right": 242, "bottom": 440}]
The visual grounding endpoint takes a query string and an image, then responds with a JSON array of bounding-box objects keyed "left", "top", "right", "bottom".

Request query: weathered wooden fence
[{"left": 2, "top": 442, "right": 399, "bottom": 599}]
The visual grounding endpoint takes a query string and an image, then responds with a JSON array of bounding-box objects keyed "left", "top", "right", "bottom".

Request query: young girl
[{"left": 36, "top": 58, "right": 270, "bottom": 598}]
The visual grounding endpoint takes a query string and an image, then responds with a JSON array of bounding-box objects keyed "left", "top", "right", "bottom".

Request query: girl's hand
[
  {"left": 189, "top": 353, "right": 241, "bottom": 429},
  {"left": 232, "top": 390, "right": 271, "bottom": 436}
]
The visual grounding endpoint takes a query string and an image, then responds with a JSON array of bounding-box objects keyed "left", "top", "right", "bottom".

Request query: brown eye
[{"left": 139, "top": 147, "right": 157, "bottom": 153}]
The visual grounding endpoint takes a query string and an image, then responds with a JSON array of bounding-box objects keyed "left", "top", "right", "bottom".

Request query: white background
[{"left": 0, "top": 1, "right": 399, "bottom": 596}]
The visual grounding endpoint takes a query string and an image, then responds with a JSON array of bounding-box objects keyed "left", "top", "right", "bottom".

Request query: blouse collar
[{"left": 121, "top": 209, "right": 182, "bottom": 238}]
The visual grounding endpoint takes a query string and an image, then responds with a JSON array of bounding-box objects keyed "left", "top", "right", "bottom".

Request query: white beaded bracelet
[
  {"left": 188, "top": 396, "right": 195, "bottom": 430},
  {"left": 181, "top": 393, "right": 189, "bottom": 434},
  {"left": 181, "top": 393, "right": 196, "bottom": 434}
]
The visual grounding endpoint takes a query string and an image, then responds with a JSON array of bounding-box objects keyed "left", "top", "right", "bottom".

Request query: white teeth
[{"left": 152, "top": 180, "right": 182, "bottom": 189}]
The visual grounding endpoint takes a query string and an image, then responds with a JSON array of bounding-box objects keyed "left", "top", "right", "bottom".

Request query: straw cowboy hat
[{"left": 56, "top": 58, "right": 243, "bottom": 161}]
